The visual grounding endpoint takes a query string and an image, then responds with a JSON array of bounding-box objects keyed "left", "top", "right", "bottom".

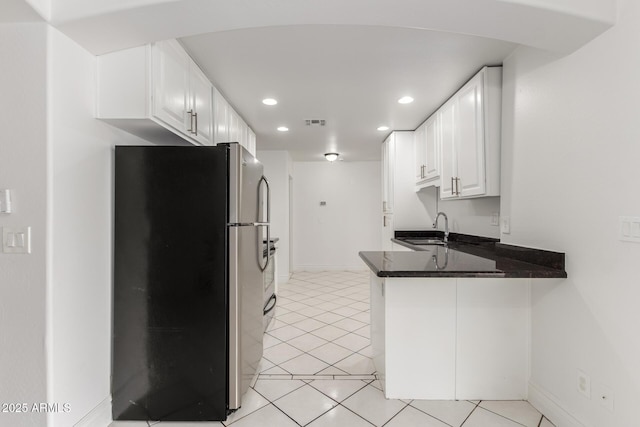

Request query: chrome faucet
[{"left": 433, "top": 212, "right": 449, "bottom": 243}]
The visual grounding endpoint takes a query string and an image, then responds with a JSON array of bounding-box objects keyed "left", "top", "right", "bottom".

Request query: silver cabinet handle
[
  {"left": 186, "top": 109, "right": 194, "bottom": 133},
  {"left": 456, "top": 177, "right": 460, "bottom": 195},
  {"left": 193, "top": 111, "right": 198, "bottom": 136},
  {"left": 451, "top": 177, "right": 454, "bottom": 194}
]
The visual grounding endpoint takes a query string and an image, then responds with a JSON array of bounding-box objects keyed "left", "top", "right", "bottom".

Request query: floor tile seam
[
  {"left": 306, "top": 378, "right": 373, "bottom": 405},
  {"left": 272, "top": 346, "right": 336, "bottom": 374},
  {"left": 406, "top": 402, "right": 459, "bottom": 427},
  {"left": 251, "top": 378, "right": 308, "bottom": 406},
  {"left": 304, "top": 341, "right": 362, "bottom": 362},
  {"left": 477, "top": 402, "right": 537, "bottom": 427},
  {"left": 320, "top": 352, "right": 376, "bottom": 376},
  {"left": 263, "top": 401, "right": 305, "bottom": 427},
  {"left": 266, "top": 387, "right": 337, "bottom": 425},
  {"left": 306, "top": 340, "right": 368, "bottom": 365},
  {"left": 291, "top": 315, "right": 368, "bottom": 336},
  {"left": 378, "top": 401, "right": 417, "bottom": 427},
  {"left": 313, "top": 401, "right": 378, "bottom": 427},
  {"left": 274, "top": 334, "right": 370, "bottom": 372},
  {"left": 460, "top": 404, "right": 530, "bottom": 427}
]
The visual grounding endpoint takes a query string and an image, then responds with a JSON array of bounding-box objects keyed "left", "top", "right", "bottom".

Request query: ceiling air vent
[{"left": 305, "top": 119, "right": 326, "bottom": 127}]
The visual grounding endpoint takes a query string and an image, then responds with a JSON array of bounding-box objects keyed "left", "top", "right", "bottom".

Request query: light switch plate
[
  {"left": 500, "top": 216, "right": 511, "bottom": 234},
  {"left": 2, "top": 226, "right": 31, "bottom": 254},
  {"left": 620, "top": 216, "right": 640, "bottom": 242},
  {"left": 0, "top": 189, "right": 11, "bottom": 213},
  {"left": 491, "top": 213, "right": 500, "bottom": 226}
]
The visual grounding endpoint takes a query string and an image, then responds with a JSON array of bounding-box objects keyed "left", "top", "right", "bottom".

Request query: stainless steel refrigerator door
[
  {"left": 227, "top": 143, "right": 267, "bottom": 411},
  {"left": 228, "top": 225, "right": 264, "bottom": 410},
  {"left": 228, "top": 144, "right": 264, "bottom": 225}
]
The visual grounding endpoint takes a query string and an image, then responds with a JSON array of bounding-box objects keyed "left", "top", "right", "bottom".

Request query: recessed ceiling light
[
  {"left": 398, "top": 96, "right": 414, "bottom": 104},
  {"left": 377, "top": 126, "right": 389, "bottom": 131},
  {"left": 277, "top": 126, "right": 289, "bottom": 132},
  {"left": 262, "top": 98, "right": 278, "bottom": 106}
]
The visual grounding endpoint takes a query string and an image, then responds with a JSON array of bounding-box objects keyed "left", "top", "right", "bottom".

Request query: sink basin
[{"left": 405, "top": 239, "right": 446, "bottom": 246}]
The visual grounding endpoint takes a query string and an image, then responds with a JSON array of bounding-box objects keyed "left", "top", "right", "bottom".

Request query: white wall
[
  {"left": 501, "top": 0, "right": 640, "bottom": 425},
  {"left": 293, "top": 161, "right": 381, "bottom": 270},
  {"left": 0, "top": 22, "right": 48, "bottom": 427},
  {"left": 47, "top": 27, "right": 149, "bottom": 427},
  {"left": 257, "top": 150, "right": 293, "bottom": 283},
  {"left": 416, "top": 187, "right": 501, "bottom": 238}
]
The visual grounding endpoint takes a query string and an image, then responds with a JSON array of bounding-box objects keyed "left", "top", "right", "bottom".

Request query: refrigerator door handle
[
  {"left": 259, "top": 176, "right": 271, "bottom": 224},
  {"left": 258, "top": 224, "right": 271, "bottom": 272},
  {"left": 258, "top": 176, "right": 272, "bottom": 272}
]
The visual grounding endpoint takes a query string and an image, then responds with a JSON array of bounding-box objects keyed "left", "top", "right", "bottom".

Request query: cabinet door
[
  {"left": 456, "top": 73, "right": 486, "bottom": 197},
  {"left": 414, "top": 123, "right": 426, "bottom": 184},
  {"left": 424, "top": 114, "right": 440, "bottom": 182},
  {"left": 213, "top": 88, "right": 230, "bottom": 144},
  {"left": 152, "top": 40, "right": 189, "bottom": 133},
  {"left": 189, "top": 65, "right": 214, "bottom": 146},
  {"left": 439, "top": 101, "right": 457, "bottom": 199},
  {"left": 382, "top": 135, "right": 395, "bottom": 213},
  {"left": 247, "top": 128, "right": 257, "bottom": 156},
  {"left": 229, "top": 109, "right": 241, "bottom": 143}
]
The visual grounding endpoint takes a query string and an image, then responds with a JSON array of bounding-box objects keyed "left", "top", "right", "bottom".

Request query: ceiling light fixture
[
  {"left": 324, "top": 153, "right": 339, "bottom": 162},
  {"left": 262, "top": 98, "right": 278, "bottom": 106},
  {"left": 398, "top": 96, "right": 414, "bottom": 104},
  {"left": 277, "top": 126, "right": 289, "bottom": 132},
  {"left": 377, "top": 126, "right": 389, "bottom": 131}
]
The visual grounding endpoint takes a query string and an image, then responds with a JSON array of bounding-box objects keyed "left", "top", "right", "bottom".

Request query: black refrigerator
[{"left": 112, "top": 143, "right": 270, "bottom": 422}]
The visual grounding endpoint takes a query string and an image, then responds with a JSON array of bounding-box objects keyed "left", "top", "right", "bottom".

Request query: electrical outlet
[
  {"left": 577, "top": 370, "right": 591, "bottom": 398},
  {"left": 500, "top": 216, "right": 511, "bottom": 234},
  {"left": 491, "top": 213, "right": 500, "bottom": 226}
]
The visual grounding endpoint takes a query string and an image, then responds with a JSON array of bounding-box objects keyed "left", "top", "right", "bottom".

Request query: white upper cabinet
[
  {"left": 187, "top": 64, "right": 214, "bottom": 146},
  {"left": 415, "top": 113, "right": 441, "bottom": 189},
  {"left": 98, "top": 39, "right": 255, "bottom": 151},
  {"left": 151, "top": 40, "right": 190, "bottom": 135},
  {"left": 439, "top": 66, "right": 502, "bottom": 200},
  {"left": 213, "top": 88, "right": 256, "bottom": 156},
  {"left": 213, "top": 87, "right": 230, "bottom": 143},
  {"left": 439, "top": 99, "right": 457, "bottom": 198},
  {"left": 414, "top": 122, "right": 426, "bottom": 184},
  {"left": 382, "top": 133, "right": 395, "bottom": 214}
]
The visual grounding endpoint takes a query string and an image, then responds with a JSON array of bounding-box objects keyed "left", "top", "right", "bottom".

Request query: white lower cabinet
[
  {"left": 370, "top": 273, "right": 529, "bottom": 400},
  {"left": 455, "top": 279, "right": 529, "bottom": 399}
]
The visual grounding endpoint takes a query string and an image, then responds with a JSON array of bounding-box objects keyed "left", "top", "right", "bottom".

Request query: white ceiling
[
  {"left": 9, "top": 0, "right": 616, "bottom": 161},
  {"left": 181, "top": 26, "right": 516, "bottom": 161}
]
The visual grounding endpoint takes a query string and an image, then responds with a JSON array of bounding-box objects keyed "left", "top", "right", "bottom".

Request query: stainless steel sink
[{"left": 405, "top": 239, "right": 446, "bottom": 246}]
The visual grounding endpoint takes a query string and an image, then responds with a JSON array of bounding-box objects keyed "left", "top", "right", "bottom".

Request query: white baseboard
[
  {"left": 74, "top": 396, "right": 112, "bottom": 427},
  {"left": 528, "top": 381, "right": 586, "bottom": 427},
  {"left": 293, "top": 265, "right": 369, "bottom": 272}
]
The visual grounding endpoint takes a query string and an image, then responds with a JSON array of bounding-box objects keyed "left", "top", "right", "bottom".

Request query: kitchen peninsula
[{"left": 359, "top": 233, "right": 566, "bottom": 401}]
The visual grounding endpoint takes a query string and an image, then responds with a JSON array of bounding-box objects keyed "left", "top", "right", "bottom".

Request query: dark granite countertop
[{"left": 359, "top": 231, "right": 567, "bottom": 279}]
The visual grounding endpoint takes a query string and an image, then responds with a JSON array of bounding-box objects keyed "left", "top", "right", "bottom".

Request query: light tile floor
[{"left": 111, "top": 271, "right": 556, "bottom": 427}]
